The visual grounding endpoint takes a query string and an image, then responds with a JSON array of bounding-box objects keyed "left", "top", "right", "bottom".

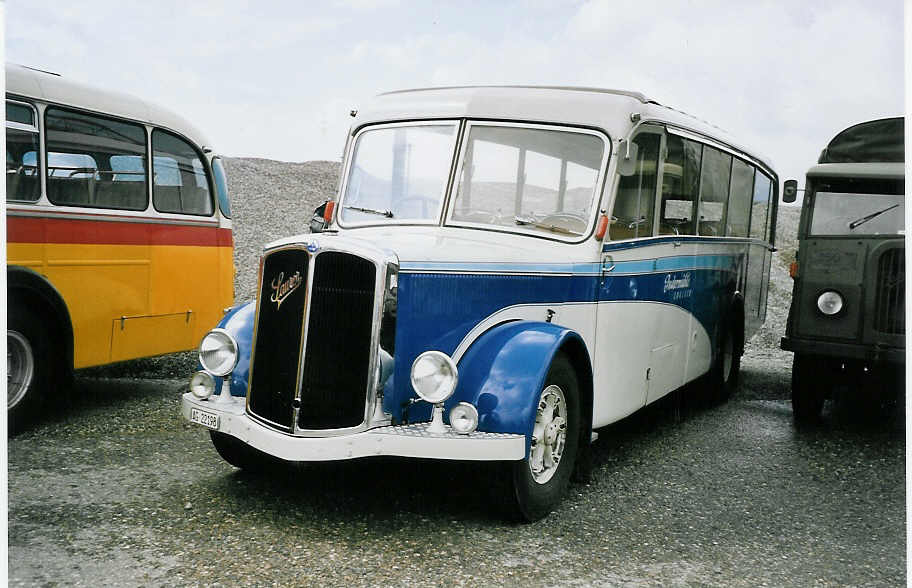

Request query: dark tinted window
[
  {"left": 726, "top": 158, "right": 754, "bottom": 237},
  {"left": 659, "top": 134, "right": 702, "bottom": 235},
  {"left": 45, "top": 107, "right": 147, "bottom": 210},
  {"left": 152, "top": 129, "right": 213, "bottom": 215},
  {"left": 612, "top": 132, "right": 660, "bottom": 239},
  {"left": 6, "top": 101, "right": 40, "bottom": 202}
]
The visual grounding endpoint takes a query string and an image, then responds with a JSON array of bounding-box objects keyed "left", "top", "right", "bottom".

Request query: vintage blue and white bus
[{"left": 182, "top": 86, "right": 779, "bottom": 520}]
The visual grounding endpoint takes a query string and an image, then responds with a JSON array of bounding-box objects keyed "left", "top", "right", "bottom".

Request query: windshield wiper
[
  {"left": 514, "top": 216, "right": 582, "bottom": 236},
  {"left": 344, "top": 205, "right": 394, "bottom": 218},
  {"left": 848, "top": 204, "right": 899, "bottom": 230}
]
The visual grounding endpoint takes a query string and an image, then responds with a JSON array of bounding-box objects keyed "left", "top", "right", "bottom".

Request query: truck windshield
[
  {"left": 340, "top": 123, "right": 458, "bottom": 225},
  {"left": 810, "top": 192, "right": 905, "bottom": 236}
]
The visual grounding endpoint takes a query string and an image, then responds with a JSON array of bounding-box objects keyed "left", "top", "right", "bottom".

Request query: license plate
[{"left": 190, "top": 407, "right": 219, "bottom": 430}]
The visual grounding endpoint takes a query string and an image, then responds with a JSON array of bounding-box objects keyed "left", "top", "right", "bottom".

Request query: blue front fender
[
  {"left": 210, "top": 301, "right": 256, "bottom": 397},
  {"left": 450, "top": 321, "right": 591, "bottom": 456}
]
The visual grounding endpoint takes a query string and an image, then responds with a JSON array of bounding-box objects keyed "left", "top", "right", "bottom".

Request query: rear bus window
[
  {"left": 6, "top": 101, "right": 41, "bottom": 202},
  {"left": 152, "top": 129, "right": 213, "bottom": 216},
  {"left": 45, "top": 107, "right": 148, "bottom": 210}
]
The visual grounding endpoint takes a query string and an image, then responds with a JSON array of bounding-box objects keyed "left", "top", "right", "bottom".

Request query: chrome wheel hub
[
  {"left": 529, "top": 384, "right": 567, "bottom": 484},
  {"left": 722, "top": 333, "right": 733, "bottom": 383},
  {"left": 8, "top": 330, "right": 34, "bottom": 410}
]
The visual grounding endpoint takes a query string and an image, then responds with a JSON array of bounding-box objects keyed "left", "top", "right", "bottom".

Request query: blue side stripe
[{"left": 400, "top": 253, "right": 740, "bottom": 275}]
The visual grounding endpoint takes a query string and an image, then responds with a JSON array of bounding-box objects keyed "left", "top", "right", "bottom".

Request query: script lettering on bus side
[
  {"left": 270, "top": 271, "right": 303, "bottom": 309},
  {"left": 663, "top": 272, "right": 691, "bottom": 293}
]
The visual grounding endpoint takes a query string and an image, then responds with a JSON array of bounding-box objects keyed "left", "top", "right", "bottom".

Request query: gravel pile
[{"left": 84, "top": 160, "right": 801, "bottom": 381}]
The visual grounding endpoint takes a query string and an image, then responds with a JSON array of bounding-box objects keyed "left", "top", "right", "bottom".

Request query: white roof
[
  {"left": 353, "top": 85, "right": 776, "bottom": 175},
  {"left": 5, "top": 63, "right": 213, "bottom": 149}
]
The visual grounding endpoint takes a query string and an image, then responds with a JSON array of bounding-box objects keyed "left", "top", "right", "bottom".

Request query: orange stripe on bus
[{"left": 7, "top": 215, "right": 232, "bottom": 247}]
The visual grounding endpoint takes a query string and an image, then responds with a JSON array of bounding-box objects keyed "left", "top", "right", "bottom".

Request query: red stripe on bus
[{"left": 7, "top": 216, "right": 232, "bottom": 247}]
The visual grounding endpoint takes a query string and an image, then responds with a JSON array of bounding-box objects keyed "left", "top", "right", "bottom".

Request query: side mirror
[
  {"left": 617, "top": 139, "right": 640, "bottom": 177},
  {"left": 782, "top": 179, "right": 798, "bottom": 203},
  {"left": 310, "top": 201, "right": 329, "bottom": 233}
]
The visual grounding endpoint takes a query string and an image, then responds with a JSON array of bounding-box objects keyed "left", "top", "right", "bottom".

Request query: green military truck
[{"left": 781, "top": 117, "right": 904, "bottom": 423}]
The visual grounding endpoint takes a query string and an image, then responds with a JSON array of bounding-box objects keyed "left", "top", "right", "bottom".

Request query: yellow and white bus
[{"left": 6, "top": 64, "right": 234, "bottom": 431}]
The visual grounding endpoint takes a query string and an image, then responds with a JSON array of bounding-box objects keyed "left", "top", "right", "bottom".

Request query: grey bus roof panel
[
  {"left": 354, "top": 85, "right": 776, "bottom": 176},
  {"left": 5, "top": 63, "right": 213, "bottom": 149},
  {"left": 807, "top": 162, "right": 905, "bottom": 180}
]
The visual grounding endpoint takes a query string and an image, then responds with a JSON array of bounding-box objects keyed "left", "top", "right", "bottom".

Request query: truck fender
[
  {"left": 450, "top": 320, "right": 593, "bottom": 456},
  {"left": 211, "top": 301, "right": 256, "bottom": 397}
]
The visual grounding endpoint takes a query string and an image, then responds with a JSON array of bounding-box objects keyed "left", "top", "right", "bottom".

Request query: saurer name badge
[{"left": 270, "top": 271, "right": 303, "bottom": 309}]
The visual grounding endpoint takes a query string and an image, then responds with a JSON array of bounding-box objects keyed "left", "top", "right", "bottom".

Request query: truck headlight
[
  {"left": 199, "top": 328, "right": 239, "bottom": 376},
  {"left": 449, "top": 402, "right": 478, "bottom": 434},
  {"left": 410, "top": 351, "right": 458, "bottom": 404},
  {"left": 816, "top": 290, "right": 844, "bottom": 316},
  {"left": 189, "top": 370, "right": 217, "bottom": 400}
]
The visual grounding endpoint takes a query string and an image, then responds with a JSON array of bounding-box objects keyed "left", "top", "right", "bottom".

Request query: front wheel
[
  {"left": 209, "top": 431, "right": 284, "bottom": 473},
  {"left": 504, "top": 353, "right": 580, "bottom": 522},
  {"left": 792, "top": 354, "right": 826, "bottom": 425}
]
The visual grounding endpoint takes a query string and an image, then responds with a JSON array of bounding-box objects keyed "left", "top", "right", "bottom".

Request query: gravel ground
[{"left": 24, "top": 163, "right": 903, "bottom": 585}]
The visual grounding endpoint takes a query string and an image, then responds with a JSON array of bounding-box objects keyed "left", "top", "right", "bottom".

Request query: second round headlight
[
  {"left": 449, "top": 402, "right": 479, "bottom": 434},
  {"left": 199, "top": 329, "right": 239, "bottom": 376},
  {"left": 410, "top": 350, "right": 458, "bottom": 404},
  {"left": 817, "top": 290, "right": 844, "bottom": 316}
]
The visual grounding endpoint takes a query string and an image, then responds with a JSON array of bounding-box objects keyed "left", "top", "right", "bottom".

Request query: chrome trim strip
[{"left": 6, "top": 205, "right": 222, "bottom": 227}]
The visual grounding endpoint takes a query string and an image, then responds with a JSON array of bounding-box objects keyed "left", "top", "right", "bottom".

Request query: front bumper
[{"left": 182, "top": 393, "right": 525, "bottom": 462}]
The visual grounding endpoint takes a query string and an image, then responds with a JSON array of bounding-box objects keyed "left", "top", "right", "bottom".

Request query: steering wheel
[{"left": 537, "top": 212, "right": 588, "bottom": 234}]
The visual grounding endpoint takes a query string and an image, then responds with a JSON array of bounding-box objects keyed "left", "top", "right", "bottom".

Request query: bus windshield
[
  {"left": 340, "top": 123, "right": 458, "bottom": 224},
  {"left": 810, "top": 192, "right": 905, "bottom": 236}
]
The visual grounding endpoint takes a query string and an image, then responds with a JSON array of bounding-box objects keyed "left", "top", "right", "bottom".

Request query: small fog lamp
[
  {"left": 816, "top": 290, "right": 844, "bottom": 316},
  {"left": 199, "top": 329, "right": 239, "bottom": 376},
  {"left": 449, "top": 402, "right": 479, "bottom": 434},
  {"left": 189, "top": 370, "right": 217, "bottom": 400},
  {"left": 410, "top": 351, "right": 458, "bottom": 404}
]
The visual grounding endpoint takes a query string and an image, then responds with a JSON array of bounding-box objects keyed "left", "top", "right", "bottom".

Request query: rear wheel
[
  {"left": 209, "top": 431, "right": 283, "bottom": 473},
  {"left": 792, "top": 354, "right": 826, "bottom": 425},
  {"left": 8, "top": 305, "right": 59, "bottom": 435},
  {"left": 504, "top": 353, "right": 580, "bottom": 522},
  {"left": 710, "top": 320, "right": 741, "bottom": 402}
]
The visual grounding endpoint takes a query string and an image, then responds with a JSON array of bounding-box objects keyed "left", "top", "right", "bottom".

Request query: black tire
[
  {"left": 503, "top": 353, "right": 581, "bottom": 522},
  {"left": 792, "top": 354, "right": 826, "bottom": 425},
  {"left": 710, "top": 320, "right": 741, "bottom": 402},
  {"left": 8, "top": 305, "right": 60, "bottom": 435},
  {"left": 209, "top": 431, "right": 284, "bottom": 473}
]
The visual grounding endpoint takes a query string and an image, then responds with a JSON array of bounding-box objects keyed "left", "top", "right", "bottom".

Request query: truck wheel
[
  {"left": 209, "top": 431, "right": 283, "bottom": 473},
  {"left": 710, "top": 320, "right": 741, "bottom": 402},
  {"left": 792, "top": 354, "right": 825, "bottom": 425},
  {"left": 505, "top": 353, "right": 580, "bottom": 522},
  {"left": 8, "top": 306, "right": 57, "bottom": 435}
]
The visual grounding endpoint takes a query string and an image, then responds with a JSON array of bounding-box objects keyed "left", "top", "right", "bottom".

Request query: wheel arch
[
  {"left": 7, "top": 266, "right": 74, "bottom": 376},
  {"left": 451, "top": 320, "right": 593, "bottom": 456}
]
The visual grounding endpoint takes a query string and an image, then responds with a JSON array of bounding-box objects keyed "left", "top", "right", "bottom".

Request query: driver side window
[{"left": 611, "top": 132, "right": 660, "bottom": 240}]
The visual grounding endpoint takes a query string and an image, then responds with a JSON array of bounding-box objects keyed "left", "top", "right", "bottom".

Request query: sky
[{"left": 4, "top": 0, "right": 904, "bottom": 190}]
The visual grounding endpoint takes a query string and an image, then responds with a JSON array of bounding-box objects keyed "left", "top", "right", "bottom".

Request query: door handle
[{"left": 601, "top": 254, "right": 615, "bottom": 272}]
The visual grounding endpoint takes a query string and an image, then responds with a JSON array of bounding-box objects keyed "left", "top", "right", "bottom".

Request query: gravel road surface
[{"left": 9, "top": 350, "right": 904, "bottom": 587}]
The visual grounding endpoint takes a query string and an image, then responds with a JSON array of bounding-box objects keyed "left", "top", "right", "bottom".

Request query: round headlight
[
  {"left": 410, "top": 351, "right": 458, "bottom": 404},
  {"left": 816, "top": 290, "right": 844, "bottom": 316},
  {"left": 199, "top": 329, "right": 239, "bottom": 376},
  {"left": 189, "top": 370, "right": 217, "bottom": 400},
  {"left": 449, "top": 402, "right": 478, "bottom": 434}
]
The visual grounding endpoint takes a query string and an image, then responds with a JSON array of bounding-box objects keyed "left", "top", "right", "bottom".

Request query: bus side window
[
  {"left": 696, "top": 146, "right": 732, "bottom": 236},
  {"left": 750, "top": 170, "right": 772, "bottom": 240},
  {"left": 152, "top": 129, "right": 214, "bottom": 216},
  {"left": 6, "top": 101, "right": 41, "bottom": 202},
  {"left": 45, "top": 107, "right": 147, "bottom": 210},
  {"left": 726, "top": 158, "right": 754, "bottom": 237},
  {"left": 611, "top": 132, "right": 660, "bottom": 240},
  {"left": 659, "top": 134, "right": 701, "bottom": 236}
]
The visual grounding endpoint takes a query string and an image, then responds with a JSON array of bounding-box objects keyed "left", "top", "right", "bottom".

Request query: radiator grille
[
  {"left": 298, "top": 252, "right": 377, "bottom": 429},
  {"left": 247, "top": 248, "right": 309, "bottom": 430},
  {"left": 873, "top": 247, "right": 904, "bottom": 334}
]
